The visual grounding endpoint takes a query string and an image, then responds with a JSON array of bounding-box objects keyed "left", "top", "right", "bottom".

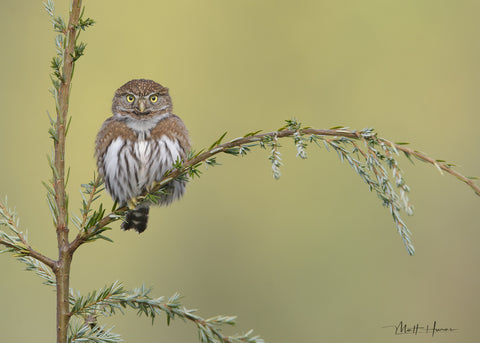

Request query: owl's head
[{"left": 112, "top": 79, "right": 172, "bottom": 119}]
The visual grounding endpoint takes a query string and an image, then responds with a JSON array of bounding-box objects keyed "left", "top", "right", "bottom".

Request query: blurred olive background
[{"left": 1, "top": 0, "right": 479, "bottom": 342}]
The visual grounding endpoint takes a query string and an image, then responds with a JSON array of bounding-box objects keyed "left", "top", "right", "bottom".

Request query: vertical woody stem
[{"left": 53, "top": 1, "right": 82, "bottom": 343}]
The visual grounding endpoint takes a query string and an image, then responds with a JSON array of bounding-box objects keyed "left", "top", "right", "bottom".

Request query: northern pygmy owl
[{"left": 95, "top": 79, "right": 190, "bottom": 233}]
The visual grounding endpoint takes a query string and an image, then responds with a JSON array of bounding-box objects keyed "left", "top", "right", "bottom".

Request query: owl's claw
[
  {"left": 127, "top": 197, "right": 138, "bottom": 210},
  {"left": 146, "top": 181, "right": 161, "bottom": 192}
]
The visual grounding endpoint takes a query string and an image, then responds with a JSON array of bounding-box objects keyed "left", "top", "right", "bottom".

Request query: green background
[{"left": 1, "top": 0, "right": 479, "bottom": 342}]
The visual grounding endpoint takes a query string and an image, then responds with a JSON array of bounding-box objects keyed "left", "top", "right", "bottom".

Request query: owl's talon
[
  {"left": 146, "top": 181, "right": 160, "bottom": 192},
  {"left": 128, "top": 198, "right": 138, "bottom": 210}
]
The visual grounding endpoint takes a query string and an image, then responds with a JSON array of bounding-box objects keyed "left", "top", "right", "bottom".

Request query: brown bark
[{"left": 53, "top": 1, "right": 83, "bottom": 342}]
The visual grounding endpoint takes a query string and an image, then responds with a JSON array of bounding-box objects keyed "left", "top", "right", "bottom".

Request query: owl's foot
[
  {"left": 127, "top": 197, "right": 139, "bottom": 210},
  {"left": 146, "top": 181, "right": 161, "bottom": 192}
]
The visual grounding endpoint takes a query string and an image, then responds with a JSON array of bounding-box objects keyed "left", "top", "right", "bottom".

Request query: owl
[{"left": 95, "top": 79, "right": 190, "bottom": 233}]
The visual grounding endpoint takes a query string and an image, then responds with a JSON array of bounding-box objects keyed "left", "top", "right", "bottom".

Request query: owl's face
[{"left": 112, "top": 79, "right": 172, "bottom": 120}]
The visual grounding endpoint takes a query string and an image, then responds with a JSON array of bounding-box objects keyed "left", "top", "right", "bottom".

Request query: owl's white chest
[
  {"left": 134, "top": 140, "right": 151, "bottom": 170},
  {"left": 103, "top": 135, "right": 182, "bottom": 204}
]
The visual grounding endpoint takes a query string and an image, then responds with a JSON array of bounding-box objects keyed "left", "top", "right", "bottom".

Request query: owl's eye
[
  {"left": 150, "top": 95, "right": 158, "bottom": 103},
  {"left": 126, "top": 95, "right": 135, "bottom": 103}
]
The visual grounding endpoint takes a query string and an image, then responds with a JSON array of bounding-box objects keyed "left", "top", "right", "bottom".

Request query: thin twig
[
  {"left": 80, "top": 175, "right": 103, "bottom": 230},
  {"left": 68, "top": 176, "right": 103, "bottom": 253},
  {"left": 0, "top": 201, "right": 56, "bottom": 268},
  {"left": 379, "top": 138, "right": 480, "bottom": 196}
]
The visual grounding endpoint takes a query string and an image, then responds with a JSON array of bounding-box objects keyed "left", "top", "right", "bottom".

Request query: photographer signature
[{"left": 382, "top": 321, "right": 458, "bottom": 337}]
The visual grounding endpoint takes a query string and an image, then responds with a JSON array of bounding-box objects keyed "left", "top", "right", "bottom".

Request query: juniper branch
[
  {"left": 163, "top": 127, "right": 480, "bottom": 198},
  {"left": 0, "top": 199, "right": 55, "bottom": 268},
  {"left": 69, "top": 176, "right": 112, "bottom": 252},
  {"left": 68, "top": 282, "right": 263, "bottom": 343},
  {"left": 67, "top": 319, "right": 121, "bottom": 343},
  {"left": 79, "top": 176, "right": 104, "bottom": 230},
  {"left": 18, "top": 256, "right": 57, "bottom": 287},
  {"left": 78, "top": 124, "right": 479, "bottom": 255}
]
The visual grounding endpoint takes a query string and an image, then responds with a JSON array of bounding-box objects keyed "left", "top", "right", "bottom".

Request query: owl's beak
[{"left": 138, "top": 100, "right": 146, "bottom": 113}]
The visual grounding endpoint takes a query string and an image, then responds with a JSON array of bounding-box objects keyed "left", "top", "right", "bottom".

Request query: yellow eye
[
  {"left": 150, "top": 95, "right": 158, "bottom": 103},
  {"left": 126, "top": 95, "right": 135, "bottom": 103}
]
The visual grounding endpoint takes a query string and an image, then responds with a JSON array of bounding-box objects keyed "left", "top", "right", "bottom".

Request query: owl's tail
[{"left": 122, "top": 205, "right": 150, "bottom": 233}]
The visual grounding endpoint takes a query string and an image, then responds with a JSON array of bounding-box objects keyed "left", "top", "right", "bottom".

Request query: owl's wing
[
  {"left": 95, "top": 117, "right": 136, "bottom": 178},
  {"left": 150, "top": 114, "right": 191, "bottom": 160}
]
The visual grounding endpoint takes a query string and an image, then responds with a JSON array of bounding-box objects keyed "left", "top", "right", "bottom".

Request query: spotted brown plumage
[{"left": 95, "top": 79, "right": 190, "bottom": 233}]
